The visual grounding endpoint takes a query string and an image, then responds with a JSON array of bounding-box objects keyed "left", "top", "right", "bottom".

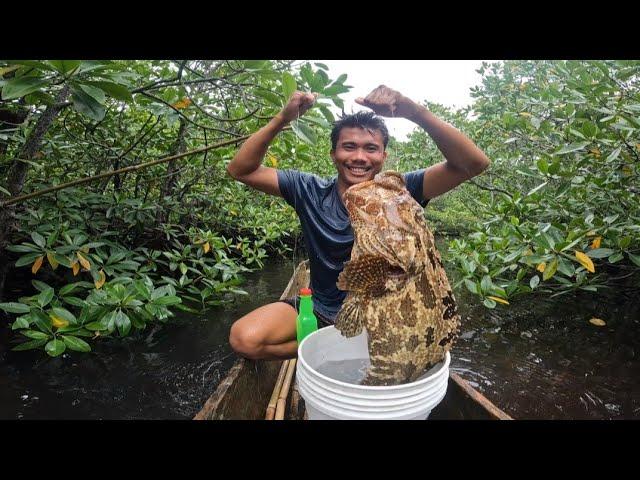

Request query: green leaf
[
  {"left": 581, "top": 121, "right": 597, "bottom": 138},
  {"left": 24, "top": 91, "right": 55, "bottom": 106},
  {"left": 12, "top": 316, "right": 30, "bottom": 330},
  {"left": 115, "top": 310, "right": 131, "bottom": 336},
  {"left": 45, "top": 339, "right": 66, "bottom": 357},
  {"left": 71, "top": 86, "right": 106, "bottom": 121},
  {"left": 303, "top": 114, "right": 330, "bottom": 128},
  {"left": 31, "top": 232, "right": 45, "bottom": 248},
  {"left": 483, "top": 298, "right": 496, "bottom": 309},
  {"left": 61, "top": 335, "right": 91, "bottom": 353},
  {"left": 608, "top": 252, "right": 624, "bottom": 263},
  {"left": 78, "top": 84, "right": 106, "bottom": 104},
  {"left": 0, "top": 302, "right": 31, "bottom": 314},
  {"left": 464, "top": 279, "right": 479, "bottom": 294},
  {"left": 543, "top": 257, "right": 558, "bottom": 281},
  {"left": 152, "top": 295, "right": 181, "bottom": 306},
  {"left": 628, "top": 253, "right": 640, "bottom": 267},
  {"left": 537, "top": 158, "right": 548, "bottom": 174},
  {"left": 319, "top": 105, "right": 335, "bottom": 124},
  {"left": 12, "top": 339, "right": 48, "bottom": 351},
  {"left": 530, "top": 275, "right": 540, "bottom": 289},
  {"left": 6, "top": 244, "right": 41, "bottom": 253},
  {"left": 65, "top": 328, "right": 93, "bottom": 337},
  {"left": 0, "top": 65, "right": 20, "bottom": 77},
  {"left": 31, "top": 280, "right": 51, "bottom": 292},
  {"left": 480, "top": 275, "right": 492, "bottom": 294},
  {"left": 50, "top": 307, "right": 77, "bottom": 325},
  {"left": 105, "top": 310, "right": 117, "bottom": 332},
  {"left": 619, "top": 236, "right": 632, "bottom": 249},
  {"left": 333, "top": 73, "right": 348, "bottom": 85},
  {"left": 84, "top": 321, "right": 108, "bottom": 331},
  {"left": 54, "top": 254, "right": 72, "bottom": 268},
  {"left": 129, "top": 314, "right": 146, "bottom": 329},
  {"left": 282, "top": 72, "right": 297, "bottom": 101},
  {"left": 77, "top": 60, "right": 112, "bottom": 74},
  {"left": 554, "top": 142, "right": 589, "bottom": 155},
  {"left": 15, "top": 252, "right": 44, "bottom": 267},
  {"left": 586, "top": 248, "right": 615, "bottom": 259},
  {"left": 7, "top": 61, "right": 56, "bottom": 70},
  {"left": 291, "top": 120, "right": 317, "bottom": 145},
  {"left": 243, "top": 60, "right": 268, "bottom": 71},
  {"left": 580, "top": 286, "right": 598, "bottom": 292},
  {"left": 21, "top": 330, "right": 50, "bottom": 340},
  {"left": 37, "top": 288, "right": 55, "bottom": 308},
  {"left": 526, "top": 182, "right": 548, "bottom": 197},
  {"left": 556, "top": 257, "right": 575, "bottom": 277},
  {"left": 547, "top": 159, "right": 561, "bottom": 175},
  {"left": 1, "top": 77, "right": 49, "bottom": 100},
  {"left": 322, "top": 84, "right": 350, "bottom": 96},
  {"left": 48, "top": 60, "right": 81, "bottom": 75},
  {"left": 31, "top": 309, "right": 53, "bottom": 334},
  {"left": 254, "top": 89, "right": 282, "bottom": 107},
  {"left": 85, "top": 81, "right": 132, "bottom": 102},
  {"left": 62, "top": 296, "right": 87, "bottom": 307},
  {"left": 605, "top": 147, "right": 621, "bottom": 162},
  {"left": 59, "top": 282, "right": 85, "bottom": 296}
]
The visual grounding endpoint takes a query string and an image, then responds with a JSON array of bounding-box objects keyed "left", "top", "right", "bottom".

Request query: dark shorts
[{"left": 277, "top": 297, "right": 335, "bottom": 329}]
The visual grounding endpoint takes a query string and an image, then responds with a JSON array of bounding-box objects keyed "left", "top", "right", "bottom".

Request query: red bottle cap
[{"left": 299, "top": 288, "right": 312, "bottom": 296}]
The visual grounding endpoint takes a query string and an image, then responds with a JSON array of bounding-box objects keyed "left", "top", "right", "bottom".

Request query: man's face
[{"left": 331, "top": 127, "right": 387, "bottom": 187}]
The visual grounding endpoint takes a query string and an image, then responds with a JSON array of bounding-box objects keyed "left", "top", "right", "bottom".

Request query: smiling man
[{"left": 226, "top": 85, "right": 490, "bottom": 360}]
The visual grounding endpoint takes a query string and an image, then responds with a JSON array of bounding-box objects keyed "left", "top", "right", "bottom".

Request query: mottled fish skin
[{"left": 335, "top": 171, "right": 461, "bottom": 386}]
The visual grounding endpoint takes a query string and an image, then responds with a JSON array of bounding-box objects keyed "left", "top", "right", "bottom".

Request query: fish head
[{"left": 344, "top": 171, "right": 428, "bottom": 280}]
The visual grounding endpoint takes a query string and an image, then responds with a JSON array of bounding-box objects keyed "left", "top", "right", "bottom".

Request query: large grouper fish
[{"left": 335, "top": 171, "right": 461, "bottom": 386}]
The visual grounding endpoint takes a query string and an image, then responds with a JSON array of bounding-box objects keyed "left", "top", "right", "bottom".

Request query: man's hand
[
  {"left": 355, "top": 85, "right": 420, "bottom": 120},
  {"left": 278, "top": 91, "right": 318, "bottom": 123}
]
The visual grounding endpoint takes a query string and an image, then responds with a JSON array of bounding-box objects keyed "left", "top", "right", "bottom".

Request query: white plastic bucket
[{"left": 296, "top": 326, "right": 450, "bottom": 420}]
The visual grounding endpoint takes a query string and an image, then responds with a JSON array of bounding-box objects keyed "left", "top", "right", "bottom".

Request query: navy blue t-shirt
[{"left": 277, "top": 169, "right": 428, "bottom": 321}]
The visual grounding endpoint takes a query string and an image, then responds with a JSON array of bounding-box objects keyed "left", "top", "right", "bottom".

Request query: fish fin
[
  {"left": 334, "top": 295, "right": 364, "bottom": 338},
  {"left": 361, "top": 366, "right": 400, "bottom": 386},
  {"left": 336, "top": 254, "right": 388, "bottom": 294}
]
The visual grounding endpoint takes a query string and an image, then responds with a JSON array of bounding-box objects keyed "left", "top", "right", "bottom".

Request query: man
[{"left": 227, "top": 85, "right": 490, "bottom": 360}]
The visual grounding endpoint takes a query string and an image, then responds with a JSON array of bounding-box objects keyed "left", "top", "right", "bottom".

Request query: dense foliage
[{"left": 1, "top": 59, "right": 638, "bottom": 356}]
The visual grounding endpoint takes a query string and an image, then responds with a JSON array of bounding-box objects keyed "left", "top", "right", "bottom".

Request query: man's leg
[{"left": 229, "top": 302, "right": 298, "bottom": 360}]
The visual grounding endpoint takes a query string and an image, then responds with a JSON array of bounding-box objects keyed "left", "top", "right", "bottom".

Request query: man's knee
[{"left": 229, "top": 322, "right": 262, "bottom": 360}]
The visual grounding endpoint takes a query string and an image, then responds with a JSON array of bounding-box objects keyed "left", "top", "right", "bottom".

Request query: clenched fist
[{"left": 355, "top": 85, "right": 420, "bottom": 120}]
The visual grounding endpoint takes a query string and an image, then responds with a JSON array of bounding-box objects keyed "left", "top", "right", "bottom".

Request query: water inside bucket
[{"left": 315, "top": 358, "right": 371, "bottom": 385}]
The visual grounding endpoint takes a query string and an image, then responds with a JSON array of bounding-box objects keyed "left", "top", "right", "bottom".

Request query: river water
[{"left": 1, "top": 254, "right": 638, "bottom": 419}]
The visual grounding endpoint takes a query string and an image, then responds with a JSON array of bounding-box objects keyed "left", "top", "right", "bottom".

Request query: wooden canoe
[{"left": 194, "top": 260, "right": 513, "bottom": 420}]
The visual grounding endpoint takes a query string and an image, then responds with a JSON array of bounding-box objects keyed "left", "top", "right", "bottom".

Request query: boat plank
[{"left": 193, "top": 261, "right": 513, "bottom": 420}]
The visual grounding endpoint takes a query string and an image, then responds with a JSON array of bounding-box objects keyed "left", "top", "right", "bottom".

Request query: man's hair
[{"left": 330, "top": 111, "right": 389, "bottom": 150}]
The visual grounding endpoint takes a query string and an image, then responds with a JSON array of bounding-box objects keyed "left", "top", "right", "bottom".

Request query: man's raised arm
[
  {"left": 356, "top": 85, "right": 490, "bottom": 201},
  {"left": 226, "top": 91, "right": 317, "bottom": 197}
]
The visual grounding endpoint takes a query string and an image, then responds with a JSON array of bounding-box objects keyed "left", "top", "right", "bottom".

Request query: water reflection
[{"left": 1, "top": 248, "right": 638, "bottom": 420}]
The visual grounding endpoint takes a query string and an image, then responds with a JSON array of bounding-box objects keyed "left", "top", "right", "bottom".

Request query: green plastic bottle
[{"left": 296, "top": 287, "right": 318, "bottom": 344}]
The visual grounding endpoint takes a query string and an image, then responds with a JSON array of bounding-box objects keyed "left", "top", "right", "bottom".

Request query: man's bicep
[
  {"left": 422, "top": 161, "right": 472, "bottom": 200},
  {"left": 233, "top": 166, "right": 283, "bottom": 197}
]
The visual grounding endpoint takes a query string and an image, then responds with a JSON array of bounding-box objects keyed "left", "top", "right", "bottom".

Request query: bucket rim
[{"left": 298, "top": 326, "right": 451, "bottom": 390}]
